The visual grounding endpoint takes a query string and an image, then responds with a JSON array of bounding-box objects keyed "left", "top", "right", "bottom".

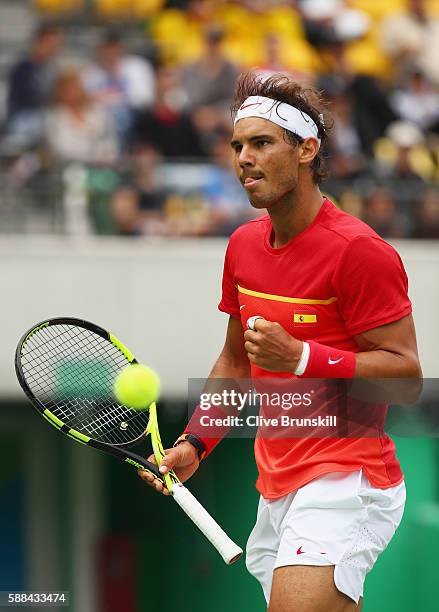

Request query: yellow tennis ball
[{"left": 113, "top": 364, "right": 160, "bottom": 410}]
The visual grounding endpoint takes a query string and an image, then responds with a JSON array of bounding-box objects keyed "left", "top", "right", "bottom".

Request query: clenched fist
[{"left": 244, "top": 317, "right": 303, "bottom": 372}]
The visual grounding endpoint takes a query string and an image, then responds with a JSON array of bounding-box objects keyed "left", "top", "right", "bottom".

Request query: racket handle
[{"left": 171, "top": 483, "right": 243, "bottom": 564}]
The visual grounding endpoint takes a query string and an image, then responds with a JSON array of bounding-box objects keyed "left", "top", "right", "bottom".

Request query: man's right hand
[{"left": 138, "top": 441, "right": 200, "bottom": 496}]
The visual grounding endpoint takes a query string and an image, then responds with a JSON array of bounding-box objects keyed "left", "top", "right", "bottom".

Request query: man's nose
[{"left": 238, "top": 145, "right": 255, "bottom": 166}]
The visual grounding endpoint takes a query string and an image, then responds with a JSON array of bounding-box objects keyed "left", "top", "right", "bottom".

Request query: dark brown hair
[{"left": 231, "top": 72, "right": 332, "bottom": 184}]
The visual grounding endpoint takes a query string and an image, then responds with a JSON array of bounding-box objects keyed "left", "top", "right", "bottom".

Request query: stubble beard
[{"left": 248, "top": 179, "right": 297, "bottom": 211}]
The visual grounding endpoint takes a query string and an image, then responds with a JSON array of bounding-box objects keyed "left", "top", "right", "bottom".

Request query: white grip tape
[{"left": 171, "top": 483, "right": 243, "bottom": 564}]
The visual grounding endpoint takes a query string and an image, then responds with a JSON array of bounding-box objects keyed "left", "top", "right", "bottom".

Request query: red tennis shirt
[{"left": 218, "top": 198, "right": 412, "bottom": 498}]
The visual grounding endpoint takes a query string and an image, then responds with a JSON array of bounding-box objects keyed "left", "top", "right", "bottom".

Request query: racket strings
[
  {"left": 20, "top": 324, "right": 149, "bottom": 445},
  {"left": 25, "top": 325, "right": 124, "bottom": 396},
  {"left": 49, "top": 397, "right": 144, "bottom": 445}
]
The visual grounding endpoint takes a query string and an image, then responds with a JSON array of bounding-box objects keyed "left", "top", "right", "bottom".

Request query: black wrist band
[{"left": 173, "top": 433, "right": 206, "bottom": 460}]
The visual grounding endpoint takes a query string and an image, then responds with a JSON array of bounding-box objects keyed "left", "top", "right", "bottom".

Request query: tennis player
[{"left": 139, "top": 72, "right": 422, "bottom": 611}]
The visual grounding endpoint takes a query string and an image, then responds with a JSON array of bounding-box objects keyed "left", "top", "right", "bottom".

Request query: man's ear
[{"left": 298, "top": 138, "right": 320, "bottom": 165}]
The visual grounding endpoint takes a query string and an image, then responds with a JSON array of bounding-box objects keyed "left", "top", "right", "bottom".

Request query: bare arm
[
  {"left": 139, "top": 316, "right": 250, "bottom": 493},
  {"left": 206, "top": 315, "right": 251, "bottom": 379},
  {"left": 353, "top": 314, "right": 422, "bottom": 378}
]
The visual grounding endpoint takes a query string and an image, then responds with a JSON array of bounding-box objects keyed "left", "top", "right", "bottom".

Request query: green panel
[
  {"left": 104, "top": 404, "right": 439, "bottom": 612},
  {"left": 0, "top": 409, "right": 72, "bottom": 597},
  {"left": 0, "top": 436, "right": 26, "bottom": 589},
  {"left": 58, "top": 433, "right": 76, "bottom": 607},
  {"left": 104, "top": 431, "right": 263, "bottom": 612},
  {"left": 135, "top": 438, "right": 264, "bottom": 612},
  {"left": 410, "top": 503, "right": 439, "bottom": 607},
  {"left": 363, "top": 437, "right": 438, "bottom": 611}
]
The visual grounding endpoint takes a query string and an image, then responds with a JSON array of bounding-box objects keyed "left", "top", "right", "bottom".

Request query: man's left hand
[{"left": 244, "top": 318, "right": 303, "bottom": 372}]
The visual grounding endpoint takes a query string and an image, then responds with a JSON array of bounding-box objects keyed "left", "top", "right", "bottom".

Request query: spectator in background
[
  {"left": 304, "top": 4, "right": 393, "bottom": 159},
  {"left": 299, "top": 0, "right": 396, "bottom": 159},
  {"left": 84, "top": 29, "right": 156, "bottom": 144},
  {"left": 381, "top": 0, "right": 439, "bottom": 85},
  {"left": 373, "top": 121, "right": 429, "bottom": 235},
  {"left": 111, "top": 143, "right": 169, "bottom": 236},
  {"left": 44, "top": 69, "right": 119, "bottom": 166},
  {"left": 390, "top": 68, "right": 439, "bottom": 132},
  {"left": 349, "top": 74, "right": 396, "bottom": 158},
  {"left": 322, "top": 80, "right": 366, "bottom": 179},
  {"left": 298, "top": 0, "right": 370, "bottom": 49},
  {"left": 183, "top": 26, "right": 238, "bottom": 111},
  {"left": 377, "top": 121, "right": 426, "bottom": 183},
  {"left": 183, "top": 26, "right": 238, "bottom": 152},
  {"left": 255, "top": 33, "right": 313, "bottom": 84},
  {"left": 363, "top": 187, "right": 407, "bottom": 238},
  {"left": 337, "top": 190, "right": 364, "bottom": 220},
  {"left": 6, "top": 22, "right": 63, "bottom": 144},
  {"left": 132, "top": 66, "right": 204, "bottom": 159},
  {"left": 255, "top": 33, "right": 289, "bottom": 78},
  {"left": 413, "top": 188, "right": 439, "bottom": 238}
]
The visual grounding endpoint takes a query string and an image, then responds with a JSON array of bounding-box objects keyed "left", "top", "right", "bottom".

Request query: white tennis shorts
[{"left": 246, "top": 470, "right": 406, "bottom": 605}]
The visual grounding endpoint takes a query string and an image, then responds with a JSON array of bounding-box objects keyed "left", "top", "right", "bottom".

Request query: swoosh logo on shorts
[{"left": 296, "top": 546, "right": 305, "bottom": 555}]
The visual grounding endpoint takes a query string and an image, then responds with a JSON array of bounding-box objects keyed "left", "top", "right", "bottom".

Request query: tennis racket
[{"left": 15, "top": 317, "right": 242, "bottom": 564}]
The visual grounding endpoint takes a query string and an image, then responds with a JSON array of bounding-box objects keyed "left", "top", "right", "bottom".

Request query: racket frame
[
  {"left": 15, "top": 317, "right": 243, "bottom": 564},
  {"left": 15, "top": 317, "right": 163, "bottom": 480}
]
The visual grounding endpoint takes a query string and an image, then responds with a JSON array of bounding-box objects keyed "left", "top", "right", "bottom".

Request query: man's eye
[{"left": 257, "top": 140, "right": 269, "bottom": 147}]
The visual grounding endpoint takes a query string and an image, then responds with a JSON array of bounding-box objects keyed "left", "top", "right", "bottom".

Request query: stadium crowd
[{"left": 1, "top": 0, "right": 439, "bottom": 237}]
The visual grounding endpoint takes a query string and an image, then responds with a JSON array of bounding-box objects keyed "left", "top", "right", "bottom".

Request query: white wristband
[{"left": 294, "top": 341, "right": 310, "bottom": 376}]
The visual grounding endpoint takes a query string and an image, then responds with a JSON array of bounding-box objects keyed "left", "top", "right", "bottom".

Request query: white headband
[{"left": 234, "top": 96, "right": 321, "bottom": 145}]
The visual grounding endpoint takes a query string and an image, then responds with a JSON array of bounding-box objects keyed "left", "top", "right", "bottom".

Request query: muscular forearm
[
  {"left": 201, "top": 315, "right": 251, "bottom": 397},
  {"left": 353, "top": 315, "right": 422, "bottom": 379},
  {"left": 182, "top": 317, "right": 251, "bottom": 458},
  {"left": 354, "top": 348, "right": 422, "bottom": 378},
  {"left": 207, "top": 351, "right": 251, "bottom": 380},
  {"left": 197, "top": 351, "right": 251, "bottom": 418}
]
